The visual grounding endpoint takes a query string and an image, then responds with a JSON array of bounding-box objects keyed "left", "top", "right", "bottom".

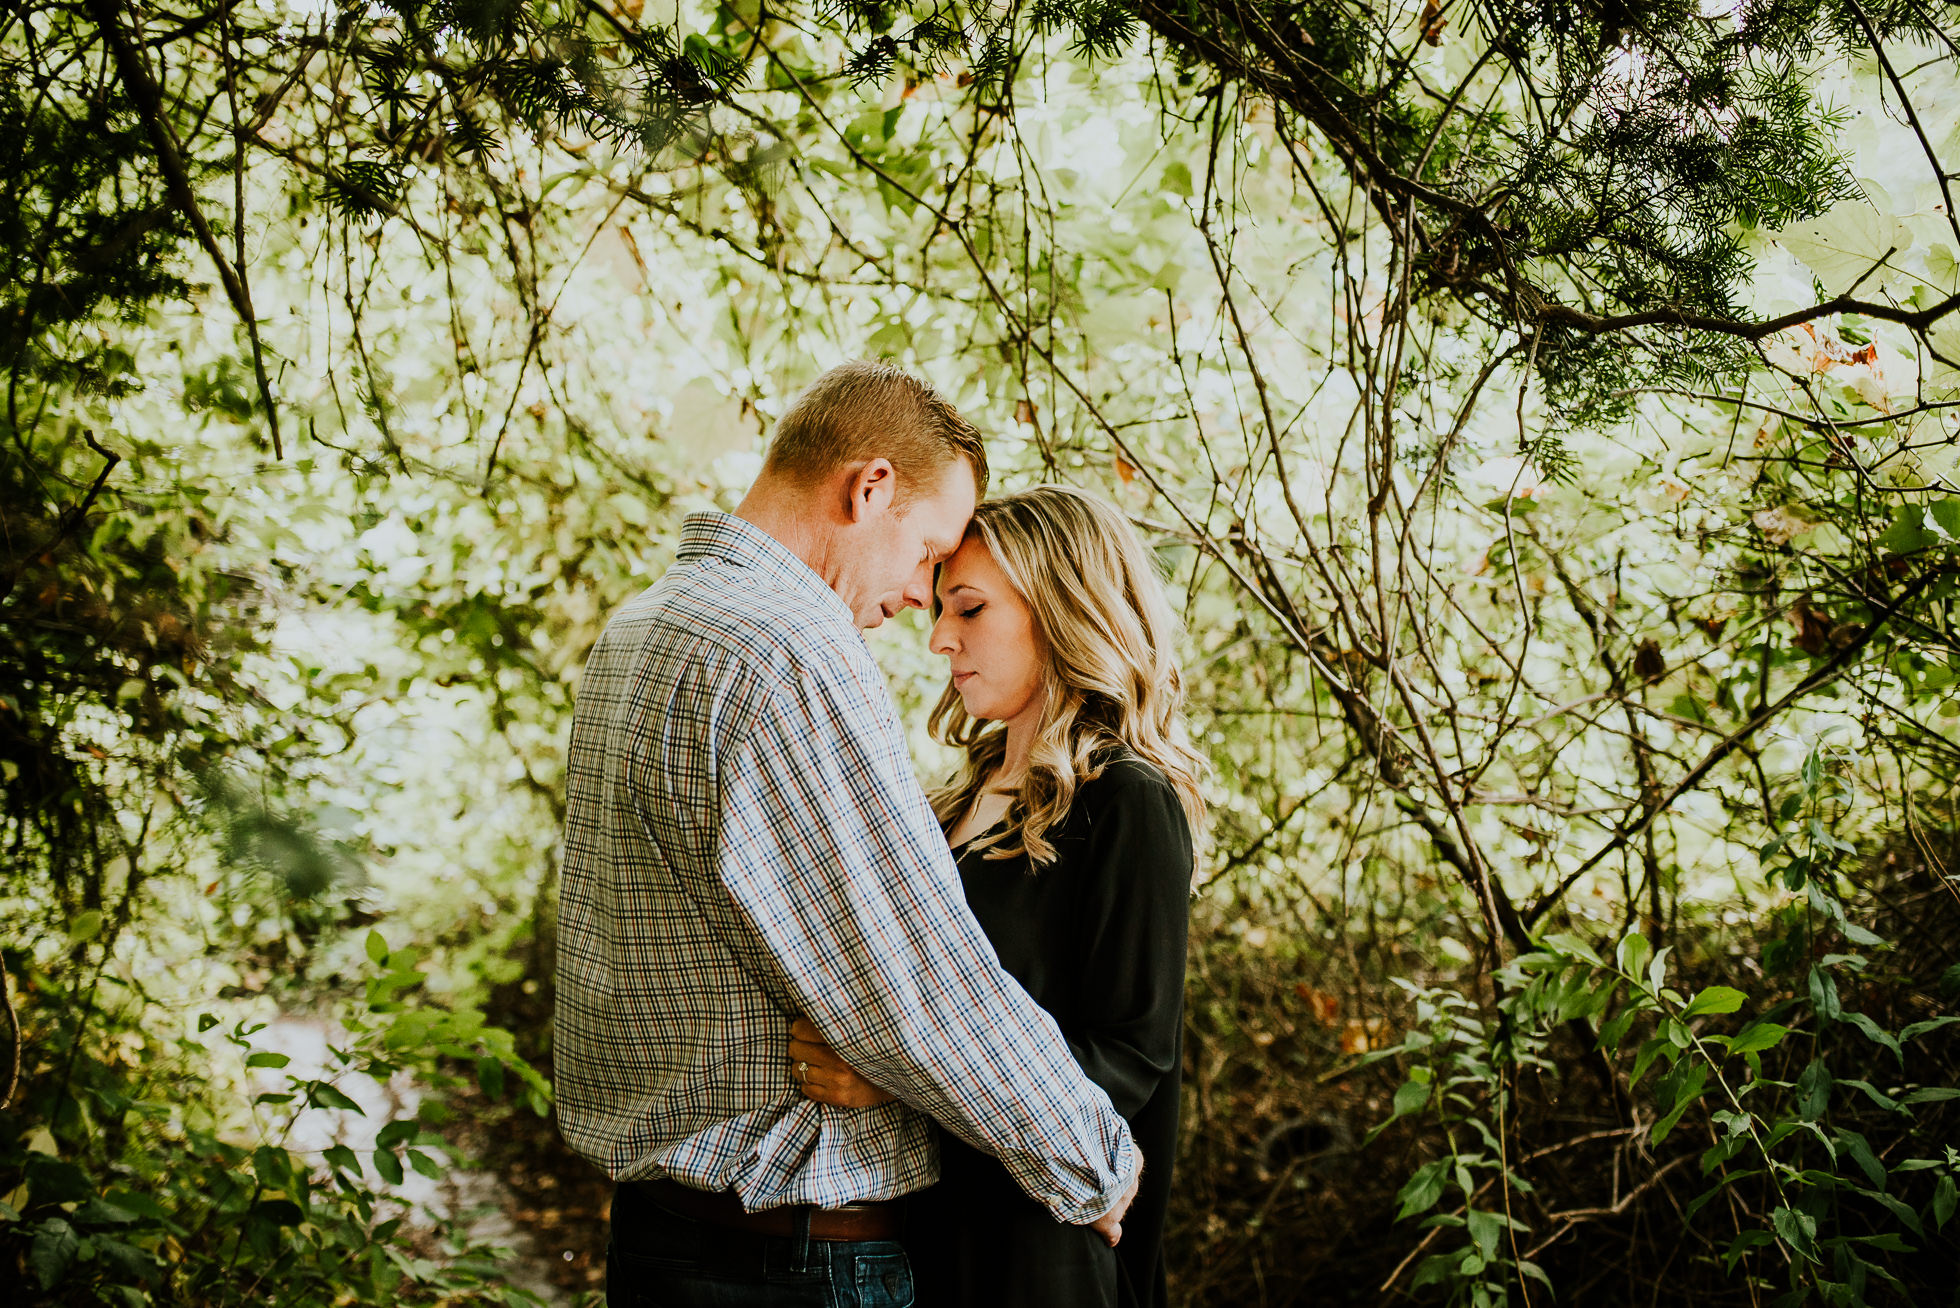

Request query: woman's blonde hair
[{"left": 928, "top": 484, "right": 1208, "bottom": 870}]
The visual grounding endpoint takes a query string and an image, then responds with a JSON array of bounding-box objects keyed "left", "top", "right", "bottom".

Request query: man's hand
[
  {"left": 788, "top": 1018, "right": 898, "bottom": 1109},
  {"left": 1085, "top": 1163, "right": 1141, "bottom": 1247}
]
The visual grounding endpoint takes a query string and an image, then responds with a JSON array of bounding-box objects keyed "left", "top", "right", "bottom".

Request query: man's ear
[{"left": 844, "top": 458, "right": 899, "bottom": 523}]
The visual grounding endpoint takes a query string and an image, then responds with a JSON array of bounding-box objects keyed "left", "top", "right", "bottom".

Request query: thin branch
[{"left": 84, "top": 0, "right": 282, "bottom": 456}]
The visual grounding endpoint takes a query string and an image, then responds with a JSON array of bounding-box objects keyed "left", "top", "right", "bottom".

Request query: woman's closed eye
[{"left": 959, "top": 604, "right": 985, "bottom": 619}]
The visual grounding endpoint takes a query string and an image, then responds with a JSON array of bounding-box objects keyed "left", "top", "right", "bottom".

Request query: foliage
[
  {"left": 1, "top": 937, "right": 549, "bottom": 1305},
  {"left": 1372, "top": 746, "right": 1960, "bottom": 1304},
  {"left": 4, "top": 0, "right": 1960, "bottom": 1302}
]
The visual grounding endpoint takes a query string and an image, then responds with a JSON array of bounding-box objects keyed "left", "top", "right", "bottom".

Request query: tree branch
[
  {"left": 1524, "top": 562, "right": 1955, "bottom": 927},
  {"left": 84, "top": 0, "right": 282, "bottom": 456}
]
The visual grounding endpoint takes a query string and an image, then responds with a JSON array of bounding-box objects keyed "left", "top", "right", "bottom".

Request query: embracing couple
[{"left": 554, "top": 361, "right": 1205, "bottom": 1307}]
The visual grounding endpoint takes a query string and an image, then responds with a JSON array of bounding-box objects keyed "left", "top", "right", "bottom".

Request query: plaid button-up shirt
[{"left": 553, "top": 511, "right": 1139, "bottom": 1221}]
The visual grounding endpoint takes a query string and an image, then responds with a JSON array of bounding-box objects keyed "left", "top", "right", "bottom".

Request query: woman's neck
[{"left": 995, "top": 715, "right": 1038, "bottom": 788}]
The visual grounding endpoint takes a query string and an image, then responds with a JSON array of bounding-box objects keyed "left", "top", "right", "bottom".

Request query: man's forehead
[{"left": 926, "top": 454, "right": 980, "bottom": 511}]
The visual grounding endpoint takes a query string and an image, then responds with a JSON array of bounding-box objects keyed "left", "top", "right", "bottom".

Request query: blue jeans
[{"left": 605, "top": 1184, "right": 915, "bottom": 1308}]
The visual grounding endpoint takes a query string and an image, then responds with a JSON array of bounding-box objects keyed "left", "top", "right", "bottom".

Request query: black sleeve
[{"left": 1061, "top": 760, "right": 1193, "bottom": 1119}]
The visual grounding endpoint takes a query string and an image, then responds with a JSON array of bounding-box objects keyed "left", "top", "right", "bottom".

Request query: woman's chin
[{"left": 957, "top": 694, "right": 999, "bottom": 721}]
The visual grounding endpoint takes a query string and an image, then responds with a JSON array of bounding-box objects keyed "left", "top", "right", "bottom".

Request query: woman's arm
[
  {"left": 789, "top": 1016, "right": 896, "bottom": 1108},
  {"left": 1062, "top": 762, "right": 1194, "bottom": 1118}
]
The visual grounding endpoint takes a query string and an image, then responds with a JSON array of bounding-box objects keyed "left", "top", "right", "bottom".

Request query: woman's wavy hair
[{"left": 927, "top": 484, "right": 1208, "bottom": 872}]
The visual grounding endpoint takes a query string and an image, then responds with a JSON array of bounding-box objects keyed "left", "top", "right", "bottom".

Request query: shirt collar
[{"left": 677, "top": 511, "right": 855, "bottom": 626}]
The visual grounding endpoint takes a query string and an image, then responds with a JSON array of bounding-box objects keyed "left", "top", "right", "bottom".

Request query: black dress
[{"left": 908, "top": 755, "right": 1193, "bottom": 1308}]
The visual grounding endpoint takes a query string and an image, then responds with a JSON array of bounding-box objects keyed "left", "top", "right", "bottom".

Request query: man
[{"left": 554, "top": 360, "right": 1140, "bottom": 1305}]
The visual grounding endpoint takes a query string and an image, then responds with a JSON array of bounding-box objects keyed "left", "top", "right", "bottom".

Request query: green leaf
[
  {"left": 1772, "top": 1204, "right": 1817, "bottom": 1260},
  {"left": 1719, "top": 1022, "right": 1791, "bottom": 1057},
  {"left": 26, "top": 1157, "right": 94, "bottom": 1206},
  {"left": 1652, "top": 1063, "right": 1708, "bottom": 1145},
  {"left": 366, "top": 930, "right": 390, "bottom": 965},
  {"left": 251, "top": 1199, "right": 303, "bottom": 1227},
  {"left": 1836, "top": 1079, "right": 1903, "bottom": 1112},
  {"left": 1723, "top": 1228, "right": 1775, "bottom": 1273},
  {"left": 1650, "top": 1096, "right": 1699, "bottom": 1147},
  {"left": 102, "top": 1190, "right": 166, "bottom": 1223},
  {"left": 1598, "top": 1006, "right": 1638, "bottom": 1052},
  {"left": 1391, "top": 1077, "right": 1432, "bottom": 1120},
  {"left": 1798, "top": 1058, "right": 1832, "bottom": 1121},
  {"left": 252, "top": 1146, "right": 291, "bottom": 1187},
  {"left": 1616, "top": 931, "right": 1651, "bottom": 980},
  {"left": 245, "top": 1051, "right": 291, "bottom": 1069},
  {"left": 1396, "top": 1159, "right": 1448, "bottom": 1221},
  {"left": 306, "top": 1081, "right": 364, "bottom": 1114},
  {"left": 1836, "top": 1129, "right": 1885, "bottom": 1188},
  {"left": 375, "top": 1120, "right": 419, "bottom": 1149},
  {"left": 1901, "top": 1015, "right": 1960, "bottom": 1043},
  {"left": 1683, "top": 985, "right": 1747, "bottom": 1018},
  {"left": 1808, "top": 966, "right": 1841, "bottom": 1022},
  {"left": 1881, "top": 507, "right": 1930, "bottom": 554},
  {"left": 30, "top": 1217, "right": 79, "bottom": 1290},
  {"left": 94, "top": 1235, "right": 158, "bottom": 1284},
  {"left": 1934, "top": 1175, "right": 1956, "bottom": 1230},
  {"left": 373, "top": 1148, "right": 403, "bottom": 1186},
  {"left": 1855, "top": 1185, "right": 1924, "bottom": 1237},
  {"left": 1632, "top": 1035, "right": 1674, "bottom": 1085},
  {"left": 1844, "top": 1012, "right": 1902, "bottom": 1064},
  {"left": 67, "top": 910, "right": 103, "bottom": 945},
  {"left": 322, "top": 1144, "right": 362, "bottom": 1177},
  {"left": 1544, "top": 931, "right": 1605, "bottom": 967},
  {"left": 1839, "top": 920, "right": 1886, "bottom": 947},
  {"left": 1852, "top": 1231, "right": 1915, "bottom": 1252},
  {"left": 405, "top": 1149, "right": 443, "bottom": 1180},
  {"left": 476, "top": 1055, "right": 505, "bottom": 1100},
  {"left": 1687, "top": 1172, "right": 1757, "bottom": 1220},
  {"left": 1648, "top": 946, "right": 1671, "bottom": 995},
  {"left": 1901, "top": 1087, "right": 1960, "bottom": 1106},
  {"left": 1411, "top": 1252, "right": 1457, "bottom": 1291}
]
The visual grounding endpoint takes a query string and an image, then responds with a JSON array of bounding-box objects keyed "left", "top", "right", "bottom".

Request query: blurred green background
[{"left": 5, "top": 0, "right": 1960, "bottom": 1304}]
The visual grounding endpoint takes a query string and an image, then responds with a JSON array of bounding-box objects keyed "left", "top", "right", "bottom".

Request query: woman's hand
[{"left": 788, "top": 1018, "right": 897, "bottom": 1109}]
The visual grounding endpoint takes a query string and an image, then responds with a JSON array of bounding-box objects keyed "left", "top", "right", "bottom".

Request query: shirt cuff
[{"left": 1082, "top": 1133, "right": 1144, "bottom": 1224}]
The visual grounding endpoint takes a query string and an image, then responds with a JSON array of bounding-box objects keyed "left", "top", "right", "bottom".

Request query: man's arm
[{"left": 680, "top": 664, "right": 1139, "bottom": 1224}]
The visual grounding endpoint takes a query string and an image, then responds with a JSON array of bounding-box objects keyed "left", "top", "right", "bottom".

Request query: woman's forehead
[{"left": 929, "top": 533, "right": 995, "bottom": 596}]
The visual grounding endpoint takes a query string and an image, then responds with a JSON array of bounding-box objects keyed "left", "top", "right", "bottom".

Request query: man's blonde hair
[{"left": 763, "top": 360, "right": 989, "bottom": 501}]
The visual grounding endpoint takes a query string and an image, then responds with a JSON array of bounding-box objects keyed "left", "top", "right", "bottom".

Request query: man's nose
[{"left": 899, "top": 562, "right": 933, "bottom": 611}]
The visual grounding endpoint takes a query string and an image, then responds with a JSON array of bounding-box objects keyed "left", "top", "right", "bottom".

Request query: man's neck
[{"left": 734, "top": 488, "right": 836, "bottom": 590}]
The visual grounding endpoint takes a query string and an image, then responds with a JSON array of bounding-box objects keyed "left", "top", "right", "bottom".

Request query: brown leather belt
[{"left": 631, "top": 1178, "right": 902, "bottom": 1242}]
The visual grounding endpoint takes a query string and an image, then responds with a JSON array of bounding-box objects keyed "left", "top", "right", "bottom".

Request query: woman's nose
[{"left": 928, "top": 611, "right": 956, "bottom": 656}]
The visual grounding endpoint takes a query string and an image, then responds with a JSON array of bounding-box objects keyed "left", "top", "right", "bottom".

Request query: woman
[{"left": 788, "top": 484, "right": 1206, "bottom": 1308}]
